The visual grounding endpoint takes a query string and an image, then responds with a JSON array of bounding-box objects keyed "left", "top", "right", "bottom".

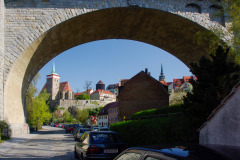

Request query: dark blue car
[
  {"left": 75, "top": 131, "right": 128, "bottom": 160},
  {"left": 114, "top": 144, "right": 239, "bottom": 160}
]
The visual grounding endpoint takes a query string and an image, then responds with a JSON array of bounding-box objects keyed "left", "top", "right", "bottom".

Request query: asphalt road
[{"left": 0, "top": 126, "right": 77, "bottom": 160}]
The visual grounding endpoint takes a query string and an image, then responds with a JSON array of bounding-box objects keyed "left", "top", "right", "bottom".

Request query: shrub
[
  {"left": 131, "top": 104, "right": 183, "bottom": 119},
  {"left": 111, "top": 115, "right": 195, "bottom": 147}
]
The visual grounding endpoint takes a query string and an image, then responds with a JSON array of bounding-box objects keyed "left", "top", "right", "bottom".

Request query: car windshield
[
  {"left": 90, "top": 133, "right": 123, "bottom": 144},
  {"left": 80, "top": 129, "right": 90, "bottom": 133},
  {"left": 99, "top": 128, "right": 109, "bottom": 131}
]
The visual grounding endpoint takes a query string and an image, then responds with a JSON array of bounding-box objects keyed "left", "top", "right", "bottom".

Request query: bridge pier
[
  {"left": 0, "top": 0, "right": 4, "bottom": 121},
  {"left": 9, "top": 123, "right": 29, "bottom": 136}
]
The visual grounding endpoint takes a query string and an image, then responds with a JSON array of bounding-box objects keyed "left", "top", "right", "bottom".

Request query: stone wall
[
  {"left": 3, "top": 0, "right": 229, "bottom": 84},
  {"left": 199, "top": 82, "right": 240, "bottom": 147},
  {"left": 50, "top": 99, "right": 109, "bottom": 110},
  {"left": 0, "top": 0, "right": 4, "bottom": 121}
]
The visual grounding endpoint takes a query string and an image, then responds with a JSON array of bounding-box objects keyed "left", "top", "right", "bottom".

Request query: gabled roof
[
  {"left": 198, "top": 81, "right": 240, "bottom": 131},
  {"left": 92, "top": 89, "right": 115, "bottom": 95},
  {"left": 124, "top": 70, "right": 169, "bottom": 94},
  {"left": 59, "top": 82, "right": 72, "bottom": 92},
  {"left": 108, "top": 102, "right": 119, "bottom": 109},
  {"left": 173, "top": 78, "right": 184, "bottom": 87},
  {"left": 99, "top": 102, "right": 118, "bottom": 115},
  {"left": 183, "top": 76, "right": 197, "bottom": 83}
]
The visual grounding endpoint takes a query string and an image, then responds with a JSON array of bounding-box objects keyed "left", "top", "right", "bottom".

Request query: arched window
[
  {"left": 209, "top": 5, "right": 225, "bottom": 26},
  {"left": 185, "top": 3, "right": 201, "bottom": 13}
]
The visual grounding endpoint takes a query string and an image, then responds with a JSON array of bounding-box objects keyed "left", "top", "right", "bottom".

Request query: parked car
[
  {"left": 67, "top": 124, "right": 80, "bottom": 133},
  {"left": 92, "top": 127, "right": 100, "bottom": 131},
  {"left": 98, "top": 127, "right": 110, "bottom": 131},
  {"left": 114, "top": 144, "right": 238, "bottom": 160},
  {"left": 76, "top": 128, "right": 91, "bottom": 141},
  {"left": 73, "top": 127, "right": 81, "bottom": 139},
  {"left": 75, "top": 131, "right": 128, "bottom": 159}
]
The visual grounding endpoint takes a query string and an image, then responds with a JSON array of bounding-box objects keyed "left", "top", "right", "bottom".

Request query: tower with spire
[
  {"left": 46, "top": 61, "right": 60, "bottom": 100},
  {"left": 159, "top": 64, "right": 165, "bottom": 82}
]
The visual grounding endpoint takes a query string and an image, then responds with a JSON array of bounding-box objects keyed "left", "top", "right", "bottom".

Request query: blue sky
[{"left": 36, "top": 39, "right": 193, "bottom": 93}]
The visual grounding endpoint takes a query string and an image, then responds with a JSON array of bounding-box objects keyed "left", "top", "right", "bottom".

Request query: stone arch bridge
[{"left": 0, "top": 0, "right": 230, "bottom": 136}]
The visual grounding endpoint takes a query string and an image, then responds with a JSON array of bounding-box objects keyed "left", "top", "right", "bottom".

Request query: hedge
[
  {"left": 110, "top": 115, "right": 197, "bottom": 147},
  {"left": 131, "top": 104, "right": 184, "bottom": 119}
]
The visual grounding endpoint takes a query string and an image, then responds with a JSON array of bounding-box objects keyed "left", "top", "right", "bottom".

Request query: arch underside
[
  {"left": 5, "top": 7, "right": 213, "bottom": 127},
  {"left": 26, "top": 7, "right": 212, "bottom": 82}
]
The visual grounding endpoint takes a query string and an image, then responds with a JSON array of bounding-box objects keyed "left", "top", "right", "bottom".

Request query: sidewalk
[{"left": 0, "top": 131, "right": 39, "bottom": 157}]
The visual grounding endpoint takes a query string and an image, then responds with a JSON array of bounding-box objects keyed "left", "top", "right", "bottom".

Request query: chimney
[
  {"left": 148, "top": 72, "right": 151, "bottom": 76},
  {"left": 145, "top": 68, "right": 148, "bottom": 73}
]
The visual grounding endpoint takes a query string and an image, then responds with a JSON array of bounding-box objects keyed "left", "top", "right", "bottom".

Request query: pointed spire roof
[
  {"left": 51, "top": 61, "right": 58, "bottom": 75},
  {"left": 97, "top": 80, "right": 104, "bottom": 84},
  {"left": 159, "top": 64, "right": 165, "bottom": 81},
  {"left": 161, "top": 64, "right": 164, "bottom": 75}
]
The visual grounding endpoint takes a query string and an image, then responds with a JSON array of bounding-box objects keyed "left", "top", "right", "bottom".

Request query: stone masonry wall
[
  {"left": 50, "top": 99, "right": 110, "bottom": 110},
  {"left": 0, "top": 0, "right": 4, "bottom": 120},
  {"left": 3, "top": 0, "right": 229, "bottom": 84}
]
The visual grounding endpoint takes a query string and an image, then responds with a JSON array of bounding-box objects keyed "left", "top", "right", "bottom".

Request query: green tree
[
  {"left": 76, "top": 109, "right": 89, "bottom": 125},
  {"left": 26, "top": 74, "right": 52, "bottom": 131},
  {"left": 169, "top": 90, "right": 187, "bottom": 106},
  {"left": 87, "top": 107, "right": 103, "bottom": 117},
  {"left": 195, "top": 0, "right": 240, "bottom": 62},
  {"left": 184, "top": 46, "right": 240, "bottom": 130},
  {"left": 76, "top": 93, "right": 90, "bottom": 100},
  {"left": 63, "top": 110, "right": 70, "bottom": 123}
]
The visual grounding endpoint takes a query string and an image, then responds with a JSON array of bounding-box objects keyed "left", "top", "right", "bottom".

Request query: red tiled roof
[
  {"left": 74, "top": 92, "right": 83, "bottom": 97},
  {"left": 183, "top": 76, "right": 193, "bottom": 82},
  {"left": 160, "top": 81, "right": 172, "bottom": 86},
  {"left": 92, "top": 89, "right": 115, "bottom": 95},
  {"left": 160, "top": 81, "right": 166, "bottom": 85},
  {"left": 173, "top": 79, "right": 184, "bottom": 88},
  {"left": 165, "top": 82, "right": 172, "bottom": 86},
  {"left": 59, "top": 82, "right": 72, "bottom": 92}
]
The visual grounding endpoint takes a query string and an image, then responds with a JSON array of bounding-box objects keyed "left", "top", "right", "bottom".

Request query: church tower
[
  {"left": 46, "top": 62, "right": 60, "bottom": 100},
  {"left": 159, "top": 64, "right": 165, "bottom": 82}
]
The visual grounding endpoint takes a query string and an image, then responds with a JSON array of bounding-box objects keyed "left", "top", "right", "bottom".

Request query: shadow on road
[{"left": 0, "top": 150, "right": 77, "bottom": 160}]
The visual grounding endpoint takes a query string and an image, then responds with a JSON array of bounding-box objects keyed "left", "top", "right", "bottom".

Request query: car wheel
[
  {"left": 74, "top": 148, "right": 79, "bottom": 159},
  {"left": 80, "top": 154, "right": 85, "bottom": 160}
]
